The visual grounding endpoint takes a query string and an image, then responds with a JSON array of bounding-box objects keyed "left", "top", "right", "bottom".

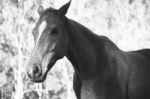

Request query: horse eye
[{"left": 51, "top": 27, "right": 58, "bottom": 35}]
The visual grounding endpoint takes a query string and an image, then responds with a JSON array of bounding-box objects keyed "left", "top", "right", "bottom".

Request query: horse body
[
  {"left": 26, "top": 1, "right": 150, "bottom": 99},
  {"left": 66, "top": 18, "right": 150, "bottom": 99},
  {"left": 126, "top": 50, "right": 150, "bottom": 99},
  {"left": 66, "top": 18, "right": 126, "bottom": 99}
]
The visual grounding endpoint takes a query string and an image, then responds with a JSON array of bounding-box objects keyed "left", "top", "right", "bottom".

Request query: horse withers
[{"left": 26, "top": 1, "right": 150, "bottom": 99}]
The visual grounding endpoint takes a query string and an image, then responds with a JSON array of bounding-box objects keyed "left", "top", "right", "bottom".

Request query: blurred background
[{"left": 0, "top": 0, "right": 150, "bottom": 99}]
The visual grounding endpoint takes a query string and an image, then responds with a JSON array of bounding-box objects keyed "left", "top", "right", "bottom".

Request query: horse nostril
[
  {"left": 33, "top": 65, "right": 41, "bottom": 77},
  {"left": 28, "top": 65, "right": 42, "bottom": 78}
]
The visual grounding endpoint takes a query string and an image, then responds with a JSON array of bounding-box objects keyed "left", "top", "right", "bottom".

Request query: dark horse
[{"left": 26, "top": 1, "right": 150, "bottom": 99}]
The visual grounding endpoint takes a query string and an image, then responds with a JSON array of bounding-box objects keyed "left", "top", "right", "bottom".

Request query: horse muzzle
[{"left": 27, "top": 65, "right": 46, "bottom": 83}]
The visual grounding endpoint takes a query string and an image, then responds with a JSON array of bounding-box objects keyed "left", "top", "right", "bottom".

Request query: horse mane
[
  {"left": 64, "top": 17, "right": 100, "bottom": 40},
  {"left": 64, "top": 17, "right": 119, "bottom": 51}
]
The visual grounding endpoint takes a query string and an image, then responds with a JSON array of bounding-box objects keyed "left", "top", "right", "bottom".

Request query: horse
[{"left": 26, "top": 1, "right": 150, "bottom": 99}]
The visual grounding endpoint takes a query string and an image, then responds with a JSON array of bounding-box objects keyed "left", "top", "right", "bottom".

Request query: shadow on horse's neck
[{"left": 65, "top": 17, "right": 118, "bottom": 80}]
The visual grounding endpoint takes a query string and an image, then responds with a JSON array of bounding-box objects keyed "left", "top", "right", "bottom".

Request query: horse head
[{"left": 26, "top": 1, "right": 71, "bottom": 82}]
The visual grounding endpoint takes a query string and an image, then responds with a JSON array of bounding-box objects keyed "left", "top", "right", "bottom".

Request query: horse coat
[{"left": 26, "top": 1, "right": 150, "bottom": 99}]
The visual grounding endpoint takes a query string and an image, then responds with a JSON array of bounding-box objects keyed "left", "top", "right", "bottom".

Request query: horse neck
[{"left": 65, "top": 17, "right": 116, "bottom": 80}]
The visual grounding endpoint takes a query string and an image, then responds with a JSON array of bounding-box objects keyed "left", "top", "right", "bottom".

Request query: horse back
[{"left": 125, "top": 49, "right": 150, "bottom": 99}]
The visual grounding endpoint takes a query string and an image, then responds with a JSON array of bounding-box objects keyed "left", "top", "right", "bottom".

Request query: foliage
[{"left": 0, "top": 0, "right": 150, "bottom": 99}]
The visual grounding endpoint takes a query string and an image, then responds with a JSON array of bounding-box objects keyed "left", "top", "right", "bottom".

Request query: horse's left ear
[
  {"left": 58, "top": 0, "right": 71, "bottom": 16},
  {"left": 38, "top": 5, "right": 44, "bottom": 16}
]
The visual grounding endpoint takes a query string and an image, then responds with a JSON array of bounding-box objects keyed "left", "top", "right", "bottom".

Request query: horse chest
[{"left": 81, "top": 81, "right": 97, "bottom": 99}]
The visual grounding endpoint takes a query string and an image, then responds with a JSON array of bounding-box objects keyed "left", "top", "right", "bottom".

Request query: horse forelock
[{"left": 39, "top": 7, "right": 58, "bottom": 18}]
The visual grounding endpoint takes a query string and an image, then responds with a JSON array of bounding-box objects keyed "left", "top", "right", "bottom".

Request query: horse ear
[
  {"left": 38, "top": 5, "right": 44, "bottom": 16},
  {"left": 58, "top": 0, "right": 71, "bottom": 16}
]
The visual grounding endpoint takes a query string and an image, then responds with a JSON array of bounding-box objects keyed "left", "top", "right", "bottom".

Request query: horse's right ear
[
  {"left": 38, "top": 5, "right": 44, "bottom": 16},
  {"left": 58, "top": 0, "right": 71, "bottom": 17}
]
